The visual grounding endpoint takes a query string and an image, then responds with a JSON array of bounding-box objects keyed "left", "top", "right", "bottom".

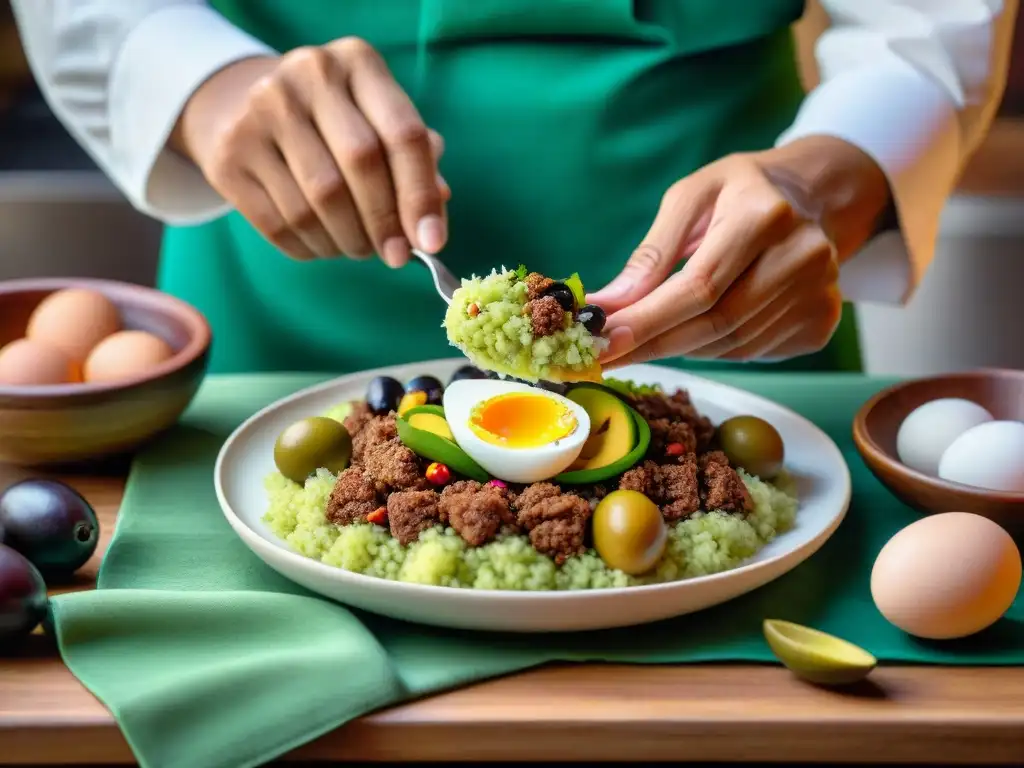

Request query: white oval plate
[{"left": 215, "top": 359, "right": 851, "bottom": 633}]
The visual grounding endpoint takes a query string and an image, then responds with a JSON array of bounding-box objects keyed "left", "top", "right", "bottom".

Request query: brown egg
[
  {"left": 26, "top": 288, "right": 122, "bottom": 363},
  {"left": 83, "top": 330, "right": 174, "bottom": 383},
  {"left": 0, "top": 338, "right": 79, "bottom": 386},
  {"left": 871, "top": 512, "right": 1022, "bottom": 640}
]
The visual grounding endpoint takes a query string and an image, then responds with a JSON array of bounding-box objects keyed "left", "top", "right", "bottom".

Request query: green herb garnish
[{"left": 514, "top": 264, "right": 529, "bottom": 281}]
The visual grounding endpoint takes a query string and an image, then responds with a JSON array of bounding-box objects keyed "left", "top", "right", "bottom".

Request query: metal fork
[{"left": 411, "top": 248, "right": 460, "bottom": 304}]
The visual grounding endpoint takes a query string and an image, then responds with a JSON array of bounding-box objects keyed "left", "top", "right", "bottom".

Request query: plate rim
[{"left": 213, "top": 358, "right": 852, "bottom": 602}]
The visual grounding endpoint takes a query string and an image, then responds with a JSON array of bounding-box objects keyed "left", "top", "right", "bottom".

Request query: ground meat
[
  {"left": 352, "top": 413, "right": 398, "bottom": 463},
  {"left": 439, "top": 480, "right": 516, "bottom": 546},
  {"left": 633, "top": 391, "right": 715, "bottom": 452},
  {"left": 386, "top": 490, "right": 443, "bottom": 546},
  {"left": 514, "top": 483, "right": 591, "bottom": 564},
  {"left": 527, "top": 295, "right": 567, "bottom": 337},
  {"left": 699, "top": 451, "right": 752, "bottom": 513},
  {"left": 326, "top": 467, "right": 382, "bottom": 525},
  {"left": 647, "top": 418, "right": 697, "bottom": 459},
  {"left": 363, "top": 437, "right": 427, "bottom": 492},
  {"left": 619, "top": 458, "right": 699, "bottom": 521},
  {"left": 512, "top": 482, "right": 562, "bottom": 512},
  {"left": 525, "top": 272, "right": 554, "bottom": 300},
  {"left": 342, "top": 401, "right": 374, "bottom": 441}
]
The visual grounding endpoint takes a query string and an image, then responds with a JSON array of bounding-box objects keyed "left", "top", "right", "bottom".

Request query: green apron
[{"left": 160, "top": 0, "right": 861, "bottom": 375}]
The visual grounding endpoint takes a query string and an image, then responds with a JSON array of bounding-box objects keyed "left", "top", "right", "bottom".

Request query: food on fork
[{"left": 442, "top": 265, "right": 608, "bottom": 384}]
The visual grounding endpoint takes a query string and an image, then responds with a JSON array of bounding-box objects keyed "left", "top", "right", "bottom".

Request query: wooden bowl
[
  {"left": 852, "top": 369, "right": 1024, "bottom": 528},
  {"left": 0, "top": 278, "right": 210, "bottom": 466}
]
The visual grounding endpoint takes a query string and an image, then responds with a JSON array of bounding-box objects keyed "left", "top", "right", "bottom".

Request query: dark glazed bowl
[
  {"left": 852, "top": 369, "right": 1024, "bottom": 529},
  {"left": 0, "top": 278, "right": 211, "bottom": 466}
]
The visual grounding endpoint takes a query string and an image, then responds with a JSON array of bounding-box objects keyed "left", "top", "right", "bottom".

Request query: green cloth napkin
[{"left": 50, "top": 373, "right": 1024, "bottom": 768}]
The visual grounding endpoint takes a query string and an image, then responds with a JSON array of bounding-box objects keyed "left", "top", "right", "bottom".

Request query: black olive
[
  {"left": 536, "top": 380, "right": 569, "bottom": 396},
  {"left": 366, "top": 376, "right": 405, "bottom": 414},
  {"left": 577, "top": 304, "right": 607, "bottom": 335},
  {"left": 542, "top": 283, "right": 576, "bottom": 312},
  {"left": 0, "top": 544, "right": 47, "bottom": 644},
  {"left": 449, "top": 365, "right": 488, "bottom": 385},
  {"left": 0, "top": 479, "right": 99, "bottom": 580},
  {"left": 405, "top": 375, "right": 444, "bottom": 405}
]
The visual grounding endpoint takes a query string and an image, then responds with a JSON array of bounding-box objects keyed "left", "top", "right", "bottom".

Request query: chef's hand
[
  {"left": 171, "top": 39, "right": 449, "bottom": 266},
  {"left": 590, "top": 136, "right": 891, "bottom": 365}
]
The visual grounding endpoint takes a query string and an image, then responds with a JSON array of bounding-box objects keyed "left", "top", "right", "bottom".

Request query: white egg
[
  {"left": 443, "top": 379, "right": 591, "bottom": 484},
  {"left": 938, "top": 420, "right": 1024, "bottom": 493},
  {"left": 896, "top": 398, "right": 994, "bottom": 476}
]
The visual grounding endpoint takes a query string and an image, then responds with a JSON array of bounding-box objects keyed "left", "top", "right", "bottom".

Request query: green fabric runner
[{"left": 50, "top": 373, "right": 1024, "bottom": 768}]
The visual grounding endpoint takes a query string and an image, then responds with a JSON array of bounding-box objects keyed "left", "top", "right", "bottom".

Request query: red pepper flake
[
  {"left": 426, "top": 462, "right": 451, "bottom": 486},
  {"left": 665, "top": 442, "right": 685, "bottom": 457},
  {"left": 468, "top": 303, "right": 480, "bottom": 317},
  {"left": 367, "top": 507, "right": 387, "bottom": 526}
]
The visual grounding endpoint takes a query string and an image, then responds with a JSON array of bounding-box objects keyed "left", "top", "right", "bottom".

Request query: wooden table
[{"left": 1, "top": 466, "right": 1023, "bottom": 766}]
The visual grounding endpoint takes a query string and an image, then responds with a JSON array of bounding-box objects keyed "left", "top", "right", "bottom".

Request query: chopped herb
[{"left": 514, "top": 264, "right": 529, "bottom": 281}]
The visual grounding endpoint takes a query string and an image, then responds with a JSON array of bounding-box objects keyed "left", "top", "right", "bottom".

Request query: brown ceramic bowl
[
  {"left": 0, "top": 277, "right": 210, "bottom": 466},
  {"left": 852, "top": 369, "right": 1024, "bottom": 529}
]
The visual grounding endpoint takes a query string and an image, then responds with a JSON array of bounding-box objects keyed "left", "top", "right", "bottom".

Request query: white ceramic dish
[{"left": 215, "top": 359, "right": 851, "bottom": 633}]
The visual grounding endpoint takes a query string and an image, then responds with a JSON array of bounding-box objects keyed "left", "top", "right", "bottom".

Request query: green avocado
[
  {"left": 396, "top": 405, "right": 490, "bottom": 482},
  {"left": 555, "top": 401, "right": 650, "bottom": 485},
  {"left": 567, "top": 383, "right": 637, "bottom": 469}
]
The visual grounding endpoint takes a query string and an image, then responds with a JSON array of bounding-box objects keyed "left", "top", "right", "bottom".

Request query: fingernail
[
  {"left": 382, "top": 236, "right": 410, "bottom": 268},
  {"left": 417, "top": 215, "right": 447, "bottom": 254},
  {"left": 599, "top": 326, "right": 635, "bottom": 363}
]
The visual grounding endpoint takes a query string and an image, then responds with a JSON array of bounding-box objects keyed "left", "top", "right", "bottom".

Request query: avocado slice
[
  {"left": 555, "top": 402, "right": 650, "bottom": 485},
  {"left": 567, "top": 383, "right": 637, "bottom": 468},
  {"left": 404, "top": 404, "right": 455, "bottom": 441},
  {"left": 396, "top": 405, "right": 490, "bottom": 482}
]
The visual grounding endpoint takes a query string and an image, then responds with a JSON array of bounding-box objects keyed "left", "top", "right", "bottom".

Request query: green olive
[
  {"left": 274, "top": 416, "right": 352, "bottom": 485},
  {"left": 592, "top": 490, "right": 667, "bottom": 575},
  {"left": 716, "top": 415, "right": 784, "bottom": 480}
]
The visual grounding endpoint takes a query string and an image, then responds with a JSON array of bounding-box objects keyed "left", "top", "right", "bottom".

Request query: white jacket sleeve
[
  {"left": 778, "top": 0, "right": 1020, "bottom": 305},
  {"left": 10, "top": 0, "right": 276, "bottom": 224}
]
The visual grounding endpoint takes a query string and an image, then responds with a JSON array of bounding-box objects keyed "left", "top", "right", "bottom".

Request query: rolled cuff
[
  {"left": 777, "top": 61, "right": 962, "bottom": 305},
  {"left": 109, "top": 4, "right": 276, "bottom": 224}
]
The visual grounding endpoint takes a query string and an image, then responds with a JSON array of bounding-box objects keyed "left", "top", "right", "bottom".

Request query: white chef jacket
[{"left": 8, "top": 0, "right": 1021, "bottom": 305}]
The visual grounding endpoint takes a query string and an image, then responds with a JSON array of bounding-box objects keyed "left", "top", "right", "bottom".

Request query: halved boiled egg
[{"left": 443, "top": 379, "right": 591, "bottom": 483}]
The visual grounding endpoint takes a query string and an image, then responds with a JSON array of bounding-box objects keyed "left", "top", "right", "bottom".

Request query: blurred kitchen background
[{"left": 1, "top": 2, "right": 1023, "bottom": 376}]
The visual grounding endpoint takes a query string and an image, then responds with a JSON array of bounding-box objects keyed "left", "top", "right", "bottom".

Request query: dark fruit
[
  {"left": 0, "top": 544, "right": 47, "bottom": 643},
  {"left": 577, "top": 304, "right": 607, "bottom": 335},
  {"left": 450, "top": 365, "right": 487, "bottom": 385},
  {"left": 542, "top": 282, "right": 576, "bottom": 312},
  {"left": 405, "top": 375, "right": 444, "bottom": 405},
  {"left": 366, "top": 376, "right": 405, "bottom": 414},
  {"left": 0, "top": 480, "right": 99, "bottom": 579},
  {"left": 536, "top": 380, "right": 569, "bottom": 396}
]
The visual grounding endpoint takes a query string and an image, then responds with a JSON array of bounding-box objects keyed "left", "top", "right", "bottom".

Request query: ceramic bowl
[
  {"left": 852, "top": 369, "right": 1024, "bottom": 528},
  {"left": 0, "top": 277, "right": 211, "bottom": 466}
]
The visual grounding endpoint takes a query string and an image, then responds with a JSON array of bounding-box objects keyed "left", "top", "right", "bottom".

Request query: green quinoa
[
  {"left": 262, "top": 468, "right": 798, "bottom": 591},
  {"left": 442, "top": 267, "right": 606, "bottom": 382}
]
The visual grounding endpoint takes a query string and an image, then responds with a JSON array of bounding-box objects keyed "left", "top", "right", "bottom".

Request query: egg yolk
[{"left": 469, "top": 392, "right": 577, "bottom": 448}]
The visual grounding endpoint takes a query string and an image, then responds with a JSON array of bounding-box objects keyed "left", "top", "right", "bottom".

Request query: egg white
[{"left": 443, "top": 379, "right": 591, "bottom": 483}]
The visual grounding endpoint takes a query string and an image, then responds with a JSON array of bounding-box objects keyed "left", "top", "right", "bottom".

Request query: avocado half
[
  {"left": 395, "top": 404, "right": 490, "bottom": 482},
  {"left": 555, "top": 383, "right": 650, "bottom": 485}
]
